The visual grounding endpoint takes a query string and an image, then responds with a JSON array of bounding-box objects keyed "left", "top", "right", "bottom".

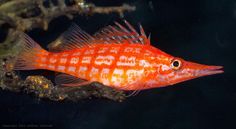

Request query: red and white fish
[{"left": 14, "top": 21, "right": 223, "bottom": 91}]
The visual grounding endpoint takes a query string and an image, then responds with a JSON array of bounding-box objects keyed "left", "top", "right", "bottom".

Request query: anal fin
[{"left": 55, "top": 74, "right": 91, "bottom": 86}]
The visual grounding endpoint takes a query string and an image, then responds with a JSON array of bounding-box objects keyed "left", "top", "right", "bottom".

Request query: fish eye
[{"left": 171, "top": 59, "right": 182, "bottom": 70}]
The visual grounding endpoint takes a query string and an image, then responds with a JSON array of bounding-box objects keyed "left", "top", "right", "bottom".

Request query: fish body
[
  {"left": 15, "top": 21, "right": 223, "bottom": 91},
  {"left": 34, "top": 43, "right": 172, "bottom": 90}
]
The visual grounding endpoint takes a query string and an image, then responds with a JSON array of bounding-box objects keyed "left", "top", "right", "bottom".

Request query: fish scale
[{"left": 38, "top": 44, "right": 147, "bottom": 89}]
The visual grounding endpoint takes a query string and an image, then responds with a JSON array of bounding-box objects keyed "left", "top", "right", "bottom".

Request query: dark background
[{"left": 1, "top": 0, "right": 236, "bottom": 129}]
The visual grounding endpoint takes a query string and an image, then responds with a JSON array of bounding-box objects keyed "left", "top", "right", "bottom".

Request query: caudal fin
[{"left": 14, "top": 33, "right": 48, "bottom": 70}]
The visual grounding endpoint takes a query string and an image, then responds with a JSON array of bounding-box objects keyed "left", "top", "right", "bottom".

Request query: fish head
[{"left": 150, "top": 54, "right": 224, "bottom": 87}]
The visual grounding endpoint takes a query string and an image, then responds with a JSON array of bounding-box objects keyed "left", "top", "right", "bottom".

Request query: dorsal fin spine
[
  {"left": 124, "top": 20, "right": 139, "bottom": 35},
  {"left": 115, "top": 22, "right": 130, "bottom": 33},
  {"left": 94, "top": 20, "right": 150, "bottom": 45}
]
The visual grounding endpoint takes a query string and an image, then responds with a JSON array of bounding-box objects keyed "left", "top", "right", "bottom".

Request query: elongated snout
[
  {"left": 193, "top": 65, "right": 223, "bottom": 77},
  {"left": 184, "top": 61, "right": 224, "bottom": 77}
]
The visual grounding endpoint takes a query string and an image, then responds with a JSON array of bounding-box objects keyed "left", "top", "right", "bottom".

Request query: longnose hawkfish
[{"left": 14, "top": 21, "right": 223, "bottom": 91}]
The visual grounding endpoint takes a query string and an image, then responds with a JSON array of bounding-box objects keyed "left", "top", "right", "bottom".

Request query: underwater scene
[{"left": 0, "top": 0, "right": 235, "bottom": 129}]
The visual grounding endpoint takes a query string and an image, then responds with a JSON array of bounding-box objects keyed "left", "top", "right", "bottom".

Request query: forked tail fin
[{"left": 14, "top": 33, "right": 48, "bottom": 70}]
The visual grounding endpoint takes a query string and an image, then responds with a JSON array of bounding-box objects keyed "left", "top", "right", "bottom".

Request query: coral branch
[
  {"left": 0, "top": 0, "right": 136, "bottom": 31},
  {"left": 92, "top": 4, "right": 136, "bottom": 17}
]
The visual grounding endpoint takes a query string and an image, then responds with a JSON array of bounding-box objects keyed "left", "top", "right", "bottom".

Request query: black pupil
[{"left": 173, "top": 61, "right": 179, "bottom": 67}]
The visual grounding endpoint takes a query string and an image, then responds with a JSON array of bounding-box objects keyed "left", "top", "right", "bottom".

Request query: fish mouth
[{"left": 196, "top": 65, "right": 224, "bottom": 77}]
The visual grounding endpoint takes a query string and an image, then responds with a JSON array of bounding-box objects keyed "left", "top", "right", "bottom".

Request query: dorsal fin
[
  {"left": 94, "top": 20, "right": 150, "bottom": 45},
  {"left": 49, "top": 21, "right": 150, "bottom": 52},
  {"left": 52, "top": 23, "right": 95, "bottom": 52}
]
